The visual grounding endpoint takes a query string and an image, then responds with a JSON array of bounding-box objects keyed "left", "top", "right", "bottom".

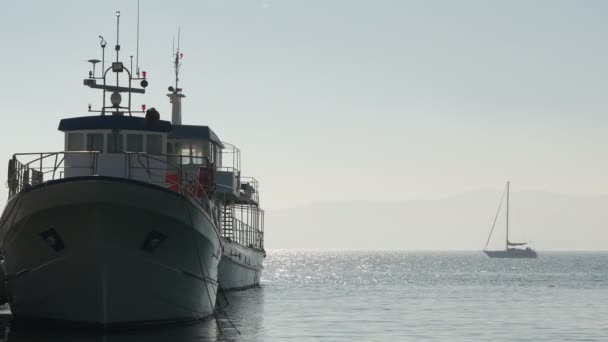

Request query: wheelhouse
[
  {"left": 167, "top": 124, "right": 223, "bottom": 170},
  {"left": 58, "top": 115, "right": 172, "bottom": 183}
]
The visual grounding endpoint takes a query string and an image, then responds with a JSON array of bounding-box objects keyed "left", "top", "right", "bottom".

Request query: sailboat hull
[{"left": 484, "top": 249, "right": 537, "bottom": 258}]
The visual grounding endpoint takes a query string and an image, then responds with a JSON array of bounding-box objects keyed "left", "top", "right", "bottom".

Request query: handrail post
[
  {"left": 52, "top": 153, "right": 58, "bottom": 180},
  {"left": 146, "top": 155, "right": 151, "bottom": 182},
  {"left": 179, "top": 154, "right": 182, "bottom": 194}
]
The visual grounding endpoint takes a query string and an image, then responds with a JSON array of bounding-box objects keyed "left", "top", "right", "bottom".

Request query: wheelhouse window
[
  {"left": 146, "top": 134, "right": 163, "bottom": 155},
  {"left": 207, "top": 142, "right": 214, "bottom": 163},
  {"left": 87, "top": 133, "right": 104, "bottom": 152},
  {"left": 191, "top": 141, "right": 204, "bottom": 164},
  {"left": 216, "top": 145, "right": 221, "bottom": 166},
  {"left": 192, "top": 142, "right": 204, "bottom": 158},
  {"left": 67, "top": 133, "right": 84, "bottom": 151},
  {"left": 107, "top": 132, "right": 124, "bottom": 153},
  {"left": 178, "top": 142, "right": 190, "bottom": 164},
  {"left": 126, "top": 134, "right": 144, "bottom": 152},
  {"left": 217, "top": 146, "right": 222, "bottom": 167}
]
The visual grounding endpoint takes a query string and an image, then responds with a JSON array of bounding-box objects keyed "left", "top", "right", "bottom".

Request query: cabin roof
[
  {"left": 58, "top": 115, "right": 173, "bottom": 133},
  {"left": 169, "top": 125, "right": 223, "bottom": 147}
]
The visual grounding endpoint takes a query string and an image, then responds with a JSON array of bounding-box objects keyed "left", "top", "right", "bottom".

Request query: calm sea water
[{"left": 0, "top": 251, "right": 606, "bottom": 341}]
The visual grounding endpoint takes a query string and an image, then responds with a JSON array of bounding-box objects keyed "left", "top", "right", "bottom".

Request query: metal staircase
[{"left": 221, "top": 204, "right": 234, "bottom": 239}]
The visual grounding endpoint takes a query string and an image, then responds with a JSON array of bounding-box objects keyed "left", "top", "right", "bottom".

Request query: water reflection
[
  {"left": 0, "top": 287, "right": 265, "bottom": 342},
  {"left": 4, "top": 320, "right": 220, "bottom": 342}
]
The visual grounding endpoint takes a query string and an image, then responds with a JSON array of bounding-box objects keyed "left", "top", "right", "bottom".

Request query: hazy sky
[{"left": 1, "top": 0, "right": 608, "bottom": 211}]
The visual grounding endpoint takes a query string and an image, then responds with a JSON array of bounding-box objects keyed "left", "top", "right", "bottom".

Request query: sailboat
[{"left": 483, "top": 181, "right": 537, "bottom": 258}]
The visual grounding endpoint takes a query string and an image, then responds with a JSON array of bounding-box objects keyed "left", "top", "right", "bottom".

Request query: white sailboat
[{"left": 483, "top": 181, "right": 537, "bottom": 258}]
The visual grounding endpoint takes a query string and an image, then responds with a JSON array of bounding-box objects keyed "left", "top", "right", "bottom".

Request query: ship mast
[
  {"left": 506, "top": 181, "right": 510, "bottom": 251},
  {"left": 167, "top": 28, "right": 185, "bottom": 125}
]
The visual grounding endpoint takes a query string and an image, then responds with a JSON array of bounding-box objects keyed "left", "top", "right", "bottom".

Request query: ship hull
[
  {"left": 0, "top": 177, "right": 221, "bottom": 328},
  {"left": 218, "top": 238, "right": 264, "bottom": 291},
  {"left": 484, "top": 249, "right": 537, "bottom": 259}
]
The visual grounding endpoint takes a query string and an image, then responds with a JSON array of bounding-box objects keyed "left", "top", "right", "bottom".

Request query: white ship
[
  {"left": 0, "top": 13, "right": 265, "bottom": 327},
  {"left": 215, "top": 145, "right": 266, "bottom": 290}
]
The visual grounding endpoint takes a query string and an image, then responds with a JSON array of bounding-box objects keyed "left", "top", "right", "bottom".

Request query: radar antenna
[
  {"left": 167, "top": 28, "right": 185, "bottom": 125},
  {"left": 115, "top": 11, "right": 121, "bottom": 87},
  {"left": 170, "top": 28, "right": 182, "bottom": 94},
  {"left": 136, "top": 0, "right": 141, "bottom": 77}
]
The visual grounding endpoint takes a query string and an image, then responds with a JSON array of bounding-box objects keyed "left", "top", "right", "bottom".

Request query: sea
[{"left": 0, "top": 250, "right": 606, "bottom": 341}]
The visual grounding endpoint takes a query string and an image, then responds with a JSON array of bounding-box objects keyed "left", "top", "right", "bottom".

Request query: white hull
[
  {"left": 484, "top": 248, "right": 537, "bottom": 258},
  {"left": 218, "top": 238, "right": 264, "bottom": 290},
  {"left": 0, "top": 177, "right": 221, "bottom": 327}
]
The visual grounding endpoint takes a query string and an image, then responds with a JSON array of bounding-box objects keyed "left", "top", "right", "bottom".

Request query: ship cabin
[
  {"left": 167, "top": 125, "right": 258, "bottom": 206},
  {"left": 166, "top": 124, "right": 223, "bottom": 176},
  {"left": 59, "top": 115, "right": 173, "bottom": 184},
  {"left": 56, "top": 115, "right": 252, "bottom": 204}
]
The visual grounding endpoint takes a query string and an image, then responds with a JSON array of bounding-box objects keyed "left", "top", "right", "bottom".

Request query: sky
[
  {"left": 1, "top": 0, "right": 608, "bottom": 217},
  {"left": 266, "top": 190, "right": 608, "bottom": 250}
]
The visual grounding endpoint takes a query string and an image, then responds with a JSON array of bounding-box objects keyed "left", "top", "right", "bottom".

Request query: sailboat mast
[{"left": 506, "top": 181, "right": 510, "bottom": 250}]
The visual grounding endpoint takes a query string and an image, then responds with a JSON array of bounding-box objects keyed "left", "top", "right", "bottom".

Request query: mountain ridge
[{"left": 265, "top": 191, "right": 608, "bottom": 250}]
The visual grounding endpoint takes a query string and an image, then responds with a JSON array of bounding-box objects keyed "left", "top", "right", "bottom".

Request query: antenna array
[{"left": 84, "top": 9, "right": 149, "bottom": 116}]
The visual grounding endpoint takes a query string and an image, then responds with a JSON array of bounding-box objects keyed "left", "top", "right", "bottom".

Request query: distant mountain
[{"left": 264, "top": 191, "right": 608, "bottom": 250}]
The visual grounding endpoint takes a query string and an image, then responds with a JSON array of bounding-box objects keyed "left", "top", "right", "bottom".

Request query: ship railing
[
  {"left": 239, "top": 176, "right": 260, "bottom": 205},
  {"left": 219, "top": 142, "right": 240, "bottom": 172},
  {"left": 132, "top": 153, "right": 216, "bottom": 216},
  {"left": 232, "top": 217, "right": 264, "bottom": 250},
  {"left": 7, "top": 151, "right": 98, "bottom": 197},
  {"left": 221, "top": 203, "right": 264, "bottom": 251},
  {"left": 215, "top": 166, "right": 241, "bottom": 198},
  {"left": 6, "top": 152, "right": 217, "bottom": 217},
  {"left": 216, "top": 166, "right": 240, "bottom": 173}
]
